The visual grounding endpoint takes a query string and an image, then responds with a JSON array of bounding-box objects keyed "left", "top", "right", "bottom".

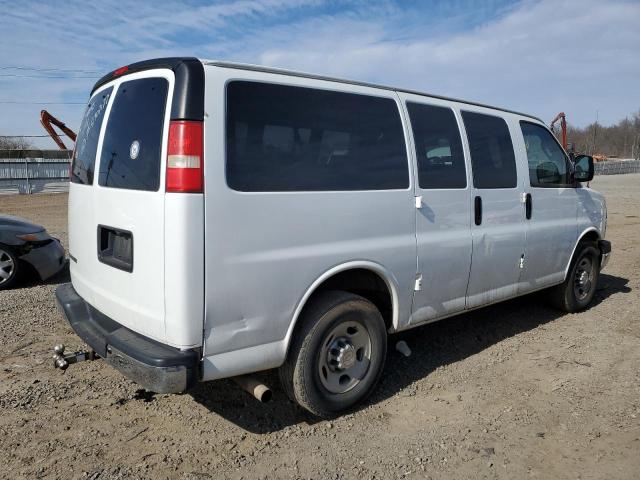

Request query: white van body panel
[
  {"left": 397, "top": 92, "right": 473, "bottom": 325},
  {"left": 519, "top": 184, "right": 579, "bottom": 289},
  {"left": 164, "top": 193, "right": 204, "bottom": 348},
  {"left": 563, "top": 184, "right": 606, "bottom": 279},
  {"left": 200, "top": 66, "right": 417, "bottom": 375},
  {"left": 68, "top": 82, "right": 115, "bottom": 313},
  {"left": 198, "top": 62, "right": 606, "bottom": 379},
  {"left": 511, "top": 120, "right": 581, "bottom": 291},
  {"left": 577, "top": 187, "right": 607, "bottom": 238},
  {"left": 463, "top": 111, "right": 529, "bottom": 309},
  {"left": 203, "top": 259, "right": 402, "bottom": 380}
]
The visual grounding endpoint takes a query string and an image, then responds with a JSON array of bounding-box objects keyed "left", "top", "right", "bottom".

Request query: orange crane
[
  {"left": 39, "top": 110, "right": 76, "bottom": 150},
  {"left": 550, "top": 112, "right": 567, "bottom": 151}
]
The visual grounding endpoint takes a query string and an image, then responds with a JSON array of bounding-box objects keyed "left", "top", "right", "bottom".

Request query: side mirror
[{"left": 573, "top": 154, "right": 594, "bottom": 182}]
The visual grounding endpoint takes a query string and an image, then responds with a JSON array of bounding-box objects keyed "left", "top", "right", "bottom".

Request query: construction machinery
[
  {"left": 550, "top": 112, "right": 568, "bottom": 151},
  {"left": 40, "top": 110, "right": 76, "bottom": 150}
]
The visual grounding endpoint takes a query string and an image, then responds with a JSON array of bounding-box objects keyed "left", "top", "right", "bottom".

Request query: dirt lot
[{"left": 0, "top": 175, "right": 638, "bottom": 480}]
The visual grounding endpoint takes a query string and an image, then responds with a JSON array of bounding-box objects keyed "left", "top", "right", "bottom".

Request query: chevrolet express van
[{"left": 55, "top": 57, "right": 610, "bottom": 417}]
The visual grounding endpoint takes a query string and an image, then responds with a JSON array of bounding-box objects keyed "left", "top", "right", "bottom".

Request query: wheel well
[
  {"left": 579, "top": 230, "right": 600, "bottom": 245},
  {"left": 307, "top": 268, "right": 394, "bottom": 331}
]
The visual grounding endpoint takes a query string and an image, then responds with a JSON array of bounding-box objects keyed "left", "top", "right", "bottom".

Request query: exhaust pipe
[{"left": 232, "top": 375, "right": 272, "bottom": 403}]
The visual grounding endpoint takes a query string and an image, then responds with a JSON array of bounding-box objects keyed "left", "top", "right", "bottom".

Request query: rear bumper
[
  {"left": 55, "top": 283, "right": 200, "bottom": 393},
  {"left": 598, "top": 239, "right": 611, "bottom": 271}
]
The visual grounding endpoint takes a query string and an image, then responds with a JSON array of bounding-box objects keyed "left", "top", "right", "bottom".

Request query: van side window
[
  {"left": 98, "top": 77, "right": 169, "bottom": 191},
  {"left": 71, "top": 87, "right": 113, "bottom": 185},
  {"left": 407, "top": 102, "right": 466, "bottom": 189},
  {"left": 226, "top": 81, "right": 409, "bottom": 191},
  {"left": 462, "top": 111, "right": 517, "bottom": 189},
  {"left": 520, "top": 121, "right": 569, "bottom": 187}
]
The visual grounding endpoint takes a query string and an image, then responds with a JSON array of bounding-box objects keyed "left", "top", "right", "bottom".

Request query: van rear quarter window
[
  {"left": 98, "top": 77, "right": 169, "bottom": 191},
  {"left": 462, "top": 111, "right": 517, "bottom": 189},
  {"left": 226, "top": 81, "right": 409, "bottom": 191},
  {"left": 71, "top": 87, "right": 113, "bottom": 185}
]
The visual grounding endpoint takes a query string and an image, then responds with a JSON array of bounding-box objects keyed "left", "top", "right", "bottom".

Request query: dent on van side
[{"left": 53, "top": 57, "right": 610, "bottom": 417}]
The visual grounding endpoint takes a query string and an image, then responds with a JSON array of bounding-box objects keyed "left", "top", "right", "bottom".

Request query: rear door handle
[
  {"left": 474, "top": 196, "right": 482, "bottom": 226},
  {"left": 525, "top": 193, "right": 532, "bottom": 220},
  {"left": 97, "top": 225, "right": 134, "bottom": 272}
]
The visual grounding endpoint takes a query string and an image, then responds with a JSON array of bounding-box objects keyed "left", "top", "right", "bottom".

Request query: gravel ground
[{"left": 0, "top": 175, "right": 638, "bottom": 480}]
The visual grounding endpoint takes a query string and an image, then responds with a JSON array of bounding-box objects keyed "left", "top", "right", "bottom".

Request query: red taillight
[
  {"left": 166, "top": 120, "right": 203, "bottom": 193},
  {"left": 113, "top": 65, "right": 129, "bottom": 77}
]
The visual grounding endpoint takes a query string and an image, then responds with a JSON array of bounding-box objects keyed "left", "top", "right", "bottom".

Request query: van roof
[{"left": 92, "top": 57, "right": 544, "bottom": 124}]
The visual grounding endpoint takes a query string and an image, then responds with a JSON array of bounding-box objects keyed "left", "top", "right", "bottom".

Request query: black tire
[
  {"left": 0, "top": 245, "right": 19, "bottom": 290},
  {"left": 550, "top": 241, "right": 600, "bottom": 312},
  {"left": 279, "top": 291, "right": 387, "bottom": 418}
]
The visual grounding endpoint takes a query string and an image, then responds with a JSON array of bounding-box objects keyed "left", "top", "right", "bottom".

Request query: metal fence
[
  {"left": 1, "top": 150, "right": 639, "bottom": 195},
  {"left": 0, "top": 149, "right": 71, "bottom": 195},
  {"left": 594, "top": 159, "right": 640, "bottom": 175}
]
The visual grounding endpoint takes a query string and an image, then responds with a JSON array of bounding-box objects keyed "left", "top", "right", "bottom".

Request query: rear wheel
[
  {"left": 0, "top": 246, "right": 19, "bottom": 290},
  {"left": 550, "top": 241, "right": 600, "bottom": 312},
  {"left": 279, "top": 291, "right": 387, "bottom": 418}
]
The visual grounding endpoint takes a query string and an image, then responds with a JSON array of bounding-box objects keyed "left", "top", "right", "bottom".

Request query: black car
[{"left": 0, "top": 215, "right": 66, "bottom": 290}]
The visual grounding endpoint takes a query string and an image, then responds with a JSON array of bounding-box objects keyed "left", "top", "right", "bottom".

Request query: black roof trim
[
  {"left": 203, "top": 60, "right": 543, "bottom": 123},
  {"left": 91, "top": 57, "right": 204, "bottom": 121}
]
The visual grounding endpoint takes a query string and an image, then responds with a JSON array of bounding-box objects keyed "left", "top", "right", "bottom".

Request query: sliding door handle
[
  {"left": 525, "top": 193, "right": 532, "bottom": 220},
  {"left": 474, "top": 196, "right": 482, "bottom": 226}
]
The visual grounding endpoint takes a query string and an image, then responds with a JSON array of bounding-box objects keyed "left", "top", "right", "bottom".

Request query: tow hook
[{"left": 52, "top": 344, "right": 99, "bottom": 371}]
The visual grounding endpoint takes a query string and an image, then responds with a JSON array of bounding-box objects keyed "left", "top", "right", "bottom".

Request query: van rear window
[
  {"left": 226, "top": 81, "right": 409, "bottom": 192},
  {"left": 98, "top": 77, "right": 168, "bottom": 191},
  {"left": 71, "top": 87, "right": 113, "bottom": 185}
]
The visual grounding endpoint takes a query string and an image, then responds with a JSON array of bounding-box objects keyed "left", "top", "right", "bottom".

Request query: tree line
[
  {"left": 562, "top": 110, "right": 640, "bottom": 160},
  {"left": 0, "top": 137, "right": 34, "bottom": 150}
]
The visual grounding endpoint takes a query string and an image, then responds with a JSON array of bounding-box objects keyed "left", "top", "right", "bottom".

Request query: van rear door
[
  {"left": 69, "top": 60, "right": 205, "bottom": 348},
  {"left": 70, "top": 70, "right": 172, "bottom": 344}
]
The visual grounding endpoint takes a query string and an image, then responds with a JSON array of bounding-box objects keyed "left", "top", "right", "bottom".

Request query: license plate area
[{"left": 97, "top": 225, "right": 133, "bottom": 272}]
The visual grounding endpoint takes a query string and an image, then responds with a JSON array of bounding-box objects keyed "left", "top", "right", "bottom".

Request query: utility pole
[{"left": 591, "top": 110, "right": 599, "bottom": 155}]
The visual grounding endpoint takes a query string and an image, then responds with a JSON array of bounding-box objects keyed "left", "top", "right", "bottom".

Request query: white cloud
[{"left": 241, "top": 0, "right": 640, "bottom": 127}]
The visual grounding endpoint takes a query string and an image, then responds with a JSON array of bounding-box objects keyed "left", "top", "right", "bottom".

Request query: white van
[{"left": 55, "top": 57, "right": 610, "bottom": 417}]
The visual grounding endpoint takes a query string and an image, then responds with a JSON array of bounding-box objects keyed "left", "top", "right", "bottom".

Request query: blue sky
[{"left": 1, "top": 0, "right": 639, "bottom": 148}]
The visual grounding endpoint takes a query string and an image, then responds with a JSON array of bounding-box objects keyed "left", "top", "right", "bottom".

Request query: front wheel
[
  {"left": 279, "top": 291, "right": 387, "bottom": 418},
  {"left": 550, "top": 241, "right": 600, "bottom": 312},
  {"left": 0, "top": 246, "right": 19, "bottom": 290}
]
